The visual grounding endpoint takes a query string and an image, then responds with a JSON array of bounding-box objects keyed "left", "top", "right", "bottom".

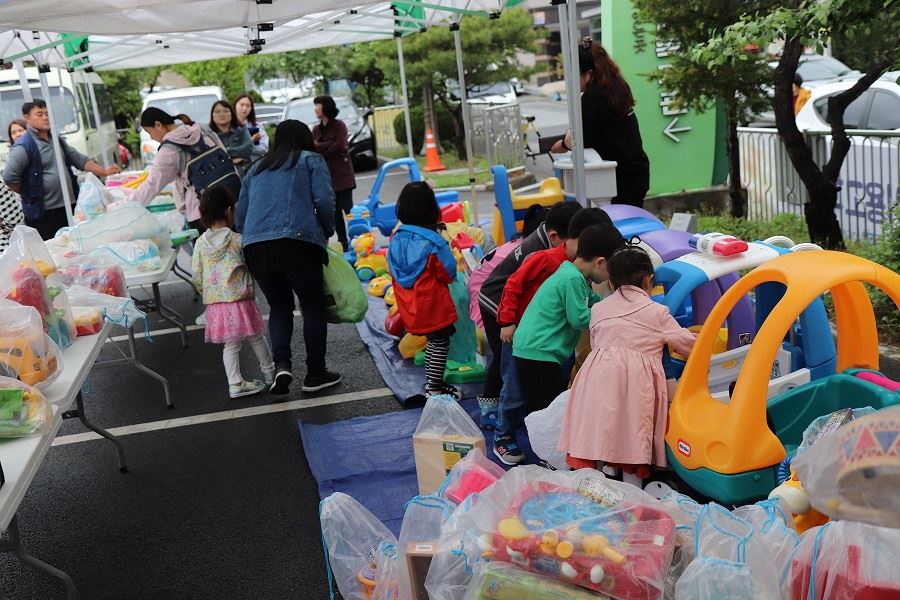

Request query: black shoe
[
  {"left": 302, "top": 370, "right": 342, "bottom": 393},
  {"left": 270, "top": 365, "right": 293, "bottom": 395}
]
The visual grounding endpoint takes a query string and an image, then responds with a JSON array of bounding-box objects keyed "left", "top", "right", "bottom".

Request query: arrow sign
[{"left": 663, "top": 117, "right": 691, "bottom": 142}]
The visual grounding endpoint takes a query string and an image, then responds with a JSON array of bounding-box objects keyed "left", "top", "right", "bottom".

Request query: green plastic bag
[{"left": 323, "top": 246, "right": 368, "bottom": 323}]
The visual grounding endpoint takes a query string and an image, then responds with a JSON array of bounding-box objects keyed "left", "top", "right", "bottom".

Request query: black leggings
[
  {"left": 479, "top": 304, "right": 503, "bottom": 398},
  {"left": 515, "top": 356, "right": 567, "bottom": 415},
  {"left": 332, "top": 189, "right": 355, "bottom": 246}
]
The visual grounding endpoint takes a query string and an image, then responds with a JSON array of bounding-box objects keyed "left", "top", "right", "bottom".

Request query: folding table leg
[
  {"left": 0, "top": 515, "right": 79, "bottom": 599},
  {"left": 152, "top": 282, "right": 188, "bottom": 347},
  {"left": 74, "top": 392, "right": 127, "bottom": 473},
  {"left": 127, "top": 328, "right": 173, "bottom": 409}
]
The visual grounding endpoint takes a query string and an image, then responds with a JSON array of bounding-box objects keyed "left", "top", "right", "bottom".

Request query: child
[
  {"left": 511, "top": 223, "right": 626, "bottom": 422},
  {"left": 492, "top": 208, "right": 616, "bottom": 465},
  {"left": 192, "top": 186, "right": 275, "bottom": 398},
  {"left": 387, "top": 182, "right": 459, "bottom": 397},
  {"left": 560, "top": 246, "right": 696, "bottom": 481},
  {"left": 476, "top": 201, "right": 580, "bottom": 428}
]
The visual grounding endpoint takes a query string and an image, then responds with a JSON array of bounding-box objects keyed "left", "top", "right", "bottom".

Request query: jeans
[
  {"left": 252, "top": 265, "right": 328, "bottom": 375},
  {"left": 479, "top": 304, "right": 503, "bottom": 398},
  {"left": 222, "top": 332, "right": 274, "bottom": 385},
  {"left": 494, "top": 343, "right": 524, "bottom": 441},
  {"left": 332, "top": 188, "right": 355, "bottom": 247}
]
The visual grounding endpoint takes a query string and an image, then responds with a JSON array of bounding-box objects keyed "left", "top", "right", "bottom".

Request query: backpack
[{"left": 161, "top": 133, "right": 241, "bottom": 198}]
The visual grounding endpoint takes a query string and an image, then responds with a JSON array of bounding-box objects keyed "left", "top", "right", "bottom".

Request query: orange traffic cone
[{"left": 423, "top": 128, "right": 446, "bottom": 172}]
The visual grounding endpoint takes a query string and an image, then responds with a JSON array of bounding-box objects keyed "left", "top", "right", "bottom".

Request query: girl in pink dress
[
  {"left": 192, "top": 187, "right": 274, "bottom": 399},
  {"left": 559, "top": 246, "right": 696, "bottom": 480}
]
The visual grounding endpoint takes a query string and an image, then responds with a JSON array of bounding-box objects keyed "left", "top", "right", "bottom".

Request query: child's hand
[{"left": 500, "top": 324, "right": 517, "bottom": 344}]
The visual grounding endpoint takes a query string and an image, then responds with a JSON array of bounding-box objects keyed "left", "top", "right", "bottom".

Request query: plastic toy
[
  {"left": 604, "top": 204, "right": 665, "bottom": 240},
  {"left": 72, "top": 307, "right": 104, "bottom": 337},
  {"left": 489, "top": 481, "right": 675, "bottom": 598},
  {"left": 689, "top": 232, "right": 748, "bottom": 257},
  {"left": 0, "top": 335, "right": 59, "bottom": 388},
  {"left": 440, "top": 202, "right": 468, "bottom": 225},
  {"left": 491, "top": 165, "right": 564, "bottom": 243},
  {"left": 384, "top": 309, "right": 405, "bottom": 338},
  {"left": 367, "top": 275, "right": 393, "bottom": 297},
  {"left": 352, "top": 232, "right": 389, "bottom": 282},
  {"left": 768, "top": 467, "right": 828, "bottom": 534},
  {"left": 443, "top": 464, "right": 500, "bottom": 505},
  {"left": 470, "top": 562, "right": 603, "bottom": 600},
  {"left": 399, "top": 334, "right": 427, "bottom": 360},
  {"left": 666, "top": 251, "right": 900, "bottom": 505},
  {"left": 384, "top": 285, "right": 396, "bottom": 307},
  {"left": 364, "top": 158, "right": 459, "bottom": 236},
  {"left": 346, "top": 205, "right": 374, "bottom": 240}
]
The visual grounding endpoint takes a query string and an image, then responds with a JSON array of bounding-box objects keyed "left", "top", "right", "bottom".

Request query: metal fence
[
  {"left": 371, "top": 105, "right": 405, "bottom": 153},
  {"left": 738, "top": 127, "right": 900, "bottom": 242},
  {"left": 467, "top": 101, "right": 524, "bottom": 170}
]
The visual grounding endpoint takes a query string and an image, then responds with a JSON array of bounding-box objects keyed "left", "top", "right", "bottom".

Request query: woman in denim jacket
[
  {"left": 236, "top": 119, "right": 340, "bottom": 396},
  {"left": 210, "top": 100, "right": 253, "bottom": 176}
]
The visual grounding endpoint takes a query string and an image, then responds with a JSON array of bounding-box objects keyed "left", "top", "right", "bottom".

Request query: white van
[
  {"left": 0, "top": 66, "right": 117, "bottom": 167},
  {"left": 139, "top": 86, "right": 224, "bottom": 166}
]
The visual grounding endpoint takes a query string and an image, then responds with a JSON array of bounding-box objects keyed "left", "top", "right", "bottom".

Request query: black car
[{"left": 282, "top": 96, "right": 377, "bottom": 171}]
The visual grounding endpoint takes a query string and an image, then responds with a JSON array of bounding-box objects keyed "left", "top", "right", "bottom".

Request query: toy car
[{"left": 0, "top": 335, "right": 59, "bottom": 387}]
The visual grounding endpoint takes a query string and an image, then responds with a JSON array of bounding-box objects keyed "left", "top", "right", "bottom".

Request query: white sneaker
[
  {"left": 195, "top": 311, "right": 207, "bottom": 326},
  {"left": 229, "top": 379, "right": 265, "bottom": 399},
  {"left": 262, "top": 365, "right": 276, "bottom": 386}
]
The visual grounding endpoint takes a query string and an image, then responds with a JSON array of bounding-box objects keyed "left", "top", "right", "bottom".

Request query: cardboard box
[
  {"left": 406, "top": 542, "right": 435, "bottom": 600},
  {"left": 412, "top": 433, "right": 486, "bottom": 495}
]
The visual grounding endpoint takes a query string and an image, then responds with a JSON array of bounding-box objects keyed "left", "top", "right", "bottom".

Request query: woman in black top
[{"left": 552, "top": 38, "right": 650, "bottom": 207}]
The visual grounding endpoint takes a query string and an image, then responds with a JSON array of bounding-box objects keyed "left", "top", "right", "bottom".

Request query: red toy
[
  {"left": 444, "top": 464, "right": 499, "bottom": 504},
  {"left": 60, "top": 264, "right": 127, "bottom": 298},
  {"left": 384, "top": 309, "right": 406, "bottom": 338},
  {"left": 441, "top": 202, "right": 466, "bottom": 224},
  {"left": 9, "top": 266, "right": 53, "bottom": 321},
  {"left": 788, "top": 544, "right": 898, "bottom": 600},
  {"left": 490, "top": 481, "right": 675, "bottom": 600}
]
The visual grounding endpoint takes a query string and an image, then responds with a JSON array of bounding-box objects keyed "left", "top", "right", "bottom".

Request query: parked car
[
  {"left": 796, "top": 79, "right": 900, "bottom": 131},
  {"left": 138, "top": 85, "right": 223, "bottom": 165},
  {"left": 254, "top": 103, "right": 283, "bottom": 128},
  {"left": 450, "top": 80, "right": 519, "bottom": 105},
  {"left": 772, "top": 55, "right": 862, "bottom": 87},
  {"left": 258, "top": 78, "right": 311, "bottom": 104},
  {"left": 282, "top": 96, "right": 377, "bottom": 171}
]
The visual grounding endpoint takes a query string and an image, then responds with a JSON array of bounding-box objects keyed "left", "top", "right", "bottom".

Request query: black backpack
[{"left": 161, "top": 134, "right": 241, "bottom": 198}]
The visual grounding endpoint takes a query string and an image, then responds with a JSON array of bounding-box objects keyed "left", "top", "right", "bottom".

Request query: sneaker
[
  {"left": 262, "top": 365, "right": 276, "bottom": 386},
  {"left": 423, "top": 383, "right": 460, "bottom": 400},
  {"left": 493, "top": 436, "right": 525, "bottom": 466},
  {"left": 302, "top": 370, "right": 342, "bottom": 393},
  {"left": 194, "top": 311, "right": 206, "bottom": 326},
  {"left": 270, "top": 367, "right": 293, "bottom": 395},
  {"left": 477, "top": 396, "right": 499, "bottom": 430},
  {"left": 229, "top": 379, "right": 265, "bottom": 399}
]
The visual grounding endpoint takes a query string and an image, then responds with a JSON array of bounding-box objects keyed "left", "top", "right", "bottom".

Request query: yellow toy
[
  {"left": 351, "top": 232, "right": 389, "bottom": 282},
  {"left": 768, "top": 469, "right": 829, "bottom": 534},
  {"left": 398, "top": 334, "right": 427, "bottom": 359},
  {"left": 0, "top": 336, "right": 59, "bottom": 387},
  {"left": 666, "top": 251, "right": 900, "bottom": 504},
  {"left": 367, "top": 275, "right": 392, "bottom": 297},
  {"left": 384, "top": 286, "right": 396, "bottom": 307},
  {"left": 491, "top": 175, "right": 564, "bottom": 243}
]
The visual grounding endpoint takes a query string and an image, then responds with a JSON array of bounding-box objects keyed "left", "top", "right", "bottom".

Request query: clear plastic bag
[
  {"left": 463, "top": 562, "right": 605, "bottom": 600},
  {"left": 64, "top": 285, "right": 146, "bottom": 329},
  {"left": 794, "top": 405, "right": 900, "bottom": 529},
  {"left": 153, "top": 209, "right": 188, "bottom": 235},
  {"left": 798, "top": 406, "right": 875, "bottom": 453},
  {"left": 524, "top": 389, "right": 570, "bottom": 471},
  {"left": 319, "top": 492, "right": 399, "bottom": 600},
  {"left": 88, "top": 239, "right": 162, "bottom": 273},
  {"left": 425, "top": 492, "right": 488, "bottom": 600},
  {"left": 675, "top": 557, "right": 756, "bottom": 600},
  {"left": 398, "top": 495, "right": 455, "bottom": 600},
  {"left": 73, "top": 172, "right": 112, "bottom": 223},
  {"left": 0, "top": 299, "right": 62, "bottom": 391},
  {"left": 413, "top": 395, "right": 486, "bottom": 495},
  {"left": 57, "top": 205, "right": 171, "bottom": 254},
  {"left": 56, "top": 255, "right": 127, "bottom": 298},
  {"left": 782, "top": 521, "right": 900, "bottom": 600},
  {"left": 371, "top": 540, "right": 400, "bottom": 600},
  {"left": 732, "top": 498, "right": 799, "bottom": 599},
  {"left": 0, "top": 376, "right": 52, "bottom": 438},
  {"left": 428, "top": 465, "right": 676, "bottom": 600},
  {"left": 438, "top": 447, "right": 505, "bottom": 506},
  {"left": 659, "top": 493, "right": 702, "bottom": 600}
]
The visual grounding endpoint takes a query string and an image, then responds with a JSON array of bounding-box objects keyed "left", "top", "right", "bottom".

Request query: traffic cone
[{"left": 423, "top": 128, "right": 446, "bottom": 172}]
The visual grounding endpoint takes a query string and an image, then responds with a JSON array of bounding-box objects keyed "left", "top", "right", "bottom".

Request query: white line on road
[{"left": 51, "top": 386, "right": 394, "bottom": 446}]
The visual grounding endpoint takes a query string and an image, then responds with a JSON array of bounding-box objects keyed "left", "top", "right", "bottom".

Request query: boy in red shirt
[{"left": 493, "top": 208, "right": 615, "bottom": 464}]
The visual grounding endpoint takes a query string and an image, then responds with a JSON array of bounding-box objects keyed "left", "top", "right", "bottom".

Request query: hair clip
[
  {"left": 627, "top": 235, "right": 642, "bottom": 246},
  {"left": 580, "top": 36, "right": 593, "bottom": 49}
]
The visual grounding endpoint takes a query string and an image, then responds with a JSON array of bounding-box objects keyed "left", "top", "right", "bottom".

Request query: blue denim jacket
[{"left": 236, "top": 151, "right": 336, "bottom": 247}]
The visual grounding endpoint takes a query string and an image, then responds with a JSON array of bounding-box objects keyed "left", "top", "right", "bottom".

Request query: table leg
[
  {"left": 172, "top": 260, "right": 199, "bottom": 300},
  {"left": 68, "top": 392, "right": 127, "bottom": 473},
  {"left": 152, "top": 282, "right": 188, "bottom": 348},
  {"left": 0, "top": 515, "right": 79, "bottom": 599},
  {"left": 127, "top": 327, "right": 174, "bottom": 409}
]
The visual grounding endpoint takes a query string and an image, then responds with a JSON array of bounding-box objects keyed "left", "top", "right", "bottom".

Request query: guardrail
[
  {"left": 371, "top": 105, "right": 405, "bottom": 153},
  {"left": 738, "top": 127, "right": 899, "bottom": 242},
  {"left": 468, "top": 101, "right": 524, "bottom": 170}
]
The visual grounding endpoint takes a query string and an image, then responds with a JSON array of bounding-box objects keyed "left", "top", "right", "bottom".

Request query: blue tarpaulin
[{"left": 299, "top": 399, "right": 537, "bottom": 537}]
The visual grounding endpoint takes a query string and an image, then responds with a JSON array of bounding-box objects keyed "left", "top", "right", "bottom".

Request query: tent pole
[
  {"left": 84, "top": 70, "right": 109, "bottom": 167},
  {"left": 38, "top": 66, "right": 76, "bottom": 228},
  {"left": 556, "top": 0, "right": 587, "bottom": 205},
  {"left": 396, "top": 36, "right": 414, "bottom": 160},
  {"left": 452, "top": 22, "right": 479, "bottom": 227},
  {"left": 15, "top": 61, "right": 33, "bottom": 102}
]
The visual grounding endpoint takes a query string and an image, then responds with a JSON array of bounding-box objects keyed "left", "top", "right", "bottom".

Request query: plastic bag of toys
[
  {"left": 73, "top": 172, "right": 112, "bottom": 223},
  {"left": 153, "top": 209, "right": 188, "bottom": 236},
  {"left": 0, "top": 299, "right": 62, "bottom": 391},
  {"left": 425, "top": 492, "right": 488, "bottom": 600},
  {"left": 794, "top": 405, "right": 900, "bottom": 529},
  {"left": 732, "top": 498, "right": 799, "bottom": 599},
  {"left": 0, "top": 376, "right": 52, "bottom": 438},
  {"left": 413, "top": 394, "right": 485, "bottom": 495},
  {"left": 658, "top": 492, "right": 702, "bottom": 600},
  {"left": 398, "top": 495, "right": 456, "bottom": 600},
  {"left": 64, "top": 285, "right": 146, "bottom": 329},
  {"left": 319, "top": 492, "right": 399, "bottom": 600},
  {"left": 58, "top": 205, "right": 171, "bottom": 254},
  {"left": 463, "top": 562, "right": 606, "bottom": 600},
  {"left": 782, "top": 520, "right": 900, "bottom": 600},
  {"left": 371, "top": 540, "right": 400, "bottom": 600},
  {"left": 428, "top": 465, "right": 676, "bottom": 600},
  {"left": 438, "top": 447, "right": 505, "bottom": 506},
  {"left": 524, "top": 389, "right": 570, "bottom": 471},
  {"left": 56, "top": 255, "right": 127, "bottom": 297},
  {"left": 88, "top": 239, "right": 162, "bottom": 274}
]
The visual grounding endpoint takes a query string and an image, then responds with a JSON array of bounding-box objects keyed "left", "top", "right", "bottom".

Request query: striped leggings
[{"left": 424, "top": 333, "right": 451, "bottom": 392}]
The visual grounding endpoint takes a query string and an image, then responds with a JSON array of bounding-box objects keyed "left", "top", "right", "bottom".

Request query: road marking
[{"left": 51, "top": 386, "right": 394, "bottom": 446}]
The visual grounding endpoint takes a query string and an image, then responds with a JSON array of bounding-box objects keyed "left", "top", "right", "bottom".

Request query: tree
[
  {"left": 694, "top": 0, "right": 900, "bottom": 249},
  {"left": 633, "top": 1, "right": 777, "bottom": 218},
  {"left": 172, "top": 57, "right": 253, "bottom": 102},
  {"left": 376, "top": 8, "right": 540, "bottom": 158},
  {"left": 343, "top": 41, "right": 390, "bottom": 107},
  {"left": 100, "top": 66, "right": 166, "bottom": 128}
]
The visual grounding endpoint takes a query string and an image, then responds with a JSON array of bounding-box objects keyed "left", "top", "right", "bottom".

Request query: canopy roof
[{"left": 0, "top": 1, "right": 523, "bottom": 70}]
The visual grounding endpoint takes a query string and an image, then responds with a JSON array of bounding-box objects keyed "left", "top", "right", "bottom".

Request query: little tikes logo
[{"left": 677, "top": 439, "right": 691, "bottom": 457}]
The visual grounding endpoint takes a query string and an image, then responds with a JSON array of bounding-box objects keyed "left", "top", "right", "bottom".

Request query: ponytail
[
  {"left": 175, "top": 113, "right": 193, "bottom": 126},
  {"left": 139, "top": 106, "right": 193, "bottom": 127}
]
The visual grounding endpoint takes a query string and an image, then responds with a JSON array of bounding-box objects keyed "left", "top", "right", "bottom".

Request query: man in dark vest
[{"left": 2, "top": 99, "right": 120, "bottom": 240}]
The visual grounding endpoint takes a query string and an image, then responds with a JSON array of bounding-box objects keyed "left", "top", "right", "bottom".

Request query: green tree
[
  {"left": 344, "top": 41, "right": 391, "bottom": 107},
  {"left": 693, "top": 0, "right": 900, "bottom": 249},
  {"left": 633, "top": 0, "right": 777, "bottom": 218},
  {"left": 100, "top": 66, "right": 166, "bottom": 128},
  {"left": 172, "top": 57, "right": 252, "bottom": 103}
]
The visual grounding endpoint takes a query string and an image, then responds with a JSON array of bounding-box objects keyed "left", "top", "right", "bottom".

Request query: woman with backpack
[
  {"left": 132, "top": 107, "right": 234, "bottom": 233},
  {"left": 236, "top": 119, "right": 341, "bottom": 396}
]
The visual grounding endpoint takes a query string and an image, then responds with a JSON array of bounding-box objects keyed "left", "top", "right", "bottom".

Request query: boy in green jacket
[{"left": 512, "top": 223, "right": 625, "bottom": 415}]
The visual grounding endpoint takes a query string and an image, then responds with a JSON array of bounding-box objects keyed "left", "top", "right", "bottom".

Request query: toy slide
[
  {"left": 704, "top": 344, "right": 797, "bottom": 396},
  {"left": 491, "top": 165, "right": 565, "bottom": 243}
]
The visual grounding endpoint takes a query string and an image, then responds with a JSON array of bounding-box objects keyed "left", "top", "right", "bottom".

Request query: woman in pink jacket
[
  {"left": 560, "top": 246, "right": 696, "bottom": 482},
  {"left": 131, "top": 107, "right": 229, "bottom": 232}
]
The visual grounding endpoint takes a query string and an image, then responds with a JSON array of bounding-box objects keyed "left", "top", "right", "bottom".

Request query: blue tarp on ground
[
  {"left": 355, "top": 293, "right": 483, "bottom": 404},
  {"left": 299, "top": 399, "right": 537, "bottom": 537}
]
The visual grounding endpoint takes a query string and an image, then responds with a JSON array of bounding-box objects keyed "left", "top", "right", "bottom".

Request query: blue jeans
[{"left": 494, "top": 343, "right": 524, "bottom": 442}]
